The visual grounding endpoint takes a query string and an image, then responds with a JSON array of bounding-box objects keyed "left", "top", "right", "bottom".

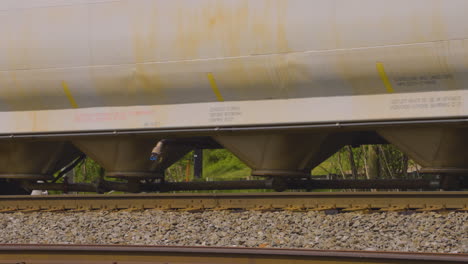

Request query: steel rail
[
  {"left": 0, "top": 192, "right": 466, "bottom": 212},
  {"left": 0, "top": 245, "right": 465, "bottom": 264},
  {"left": 22, "top": 178, "right": 438, "bottom": 193}
]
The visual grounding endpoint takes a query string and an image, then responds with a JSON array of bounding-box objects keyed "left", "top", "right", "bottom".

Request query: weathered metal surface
[
  {"left": 2, "top": 0, "right": 468, "bottom": 184},
  {"left": 0, "top": 0, "right": 467, "bottom": 134},
  {"left": 0, "top": 140, "right": 80, "bottom": 180},
  {"left": 0, "top": 245, "right": 465, "bottom": 264},
  {"left": 214, "top": 132, "right": 350, "bottom": 177},
  {"left": 72, "top": 136, "right": 191, "bottom": 179},
  {"left": 378, "top": 126, "right": 468, "bottom": 174},
  {"left": 0, "top": 192, "right": 466, "bottom": 212}
]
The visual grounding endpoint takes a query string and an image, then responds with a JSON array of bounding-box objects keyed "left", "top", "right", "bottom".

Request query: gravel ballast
[{"left": 0, "top": 210, "right": 466, "bottom": 253}]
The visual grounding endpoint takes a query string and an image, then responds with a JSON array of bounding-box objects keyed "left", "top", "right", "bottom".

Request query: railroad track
[
  {"left": 0, "top": 192, "right": 466, "bottom": 213},
  {"left": 0, "top": 245, "right": 465, "bottom": 264}
]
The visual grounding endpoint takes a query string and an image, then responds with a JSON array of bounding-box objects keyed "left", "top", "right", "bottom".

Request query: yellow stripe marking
[
  {"left": 376, "top": 62, "right": 394, "bottom": 93},
  {"left": 61, "top": 81, "right": 78, "bottom": 108},
  {"left": 207, "top": 73, "right": 224, "bottom": 102}
]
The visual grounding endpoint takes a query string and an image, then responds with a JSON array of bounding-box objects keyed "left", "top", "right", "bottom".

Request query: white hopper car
[{"left": 0, "top": 0, "right": 467, "bottom": 192}]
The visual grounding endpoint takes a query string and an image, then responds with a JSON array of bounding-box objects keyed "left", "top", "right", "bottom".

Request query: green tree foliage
[
  {"left": 313, "top": 145, "right": 415, "bottom": 179},
  {"left": 202, "top": 149, "right": 250, "bottom": 180},
  {"left": 68, "top": 145, "right": 416, "bottom": 184},
  {"left": 165, "top": 150, "right": 250, "bottom": 182},
  {"left": 73, "top": 158, "right": 104, "bottom": 184},
  {"left": 165, "top": 152, "right": 192, "bottom": 182}
]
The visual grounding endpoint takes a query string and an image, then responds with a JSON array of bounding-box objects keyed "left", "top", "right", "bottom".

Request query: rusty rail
[
  {"left": 0, "top": 245, "right": 465, "bottom": 264},
  {"left": 22, "top": 178, "right": 440, "bottom": 193},
  {"left": 0, "top": 192, "right": 466, "bottom": 212}
]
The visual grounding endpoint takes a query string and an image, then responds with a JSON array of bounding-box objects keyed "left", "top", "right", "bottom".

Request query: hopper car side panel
[{"left": 0, "top": 0, "right": 467, "bottom": 134}]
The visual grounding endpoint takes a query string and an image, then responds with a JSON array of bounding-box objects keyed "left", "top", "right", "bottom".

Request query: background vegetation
[{"left": 65, "top": 144, "right": 418, "bottom": 185}]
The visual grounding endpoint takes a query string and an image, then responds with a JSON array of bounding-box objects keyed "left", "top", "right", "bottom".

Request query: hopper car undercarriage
[{"left": 0, "top": 119, "right": 467, "bottom": 195}]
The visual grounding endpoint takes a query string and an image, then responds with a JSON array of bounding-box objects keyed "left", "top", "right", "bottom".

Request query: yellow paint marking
[
  {"left": 376, "top": 62, "right": 395, "bottom": 93},
  {"left": 61, "top": 81, "right": 78, "bottom": 108},
  {"left": 207, "top": 73, "right": 224, "bottom": 102}
]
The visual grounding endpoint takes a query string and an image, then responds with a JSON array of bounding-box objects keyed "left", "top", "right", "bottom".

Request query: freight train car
[{"left": 0, "top": 0, "right": 467, "bottom": 193}]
